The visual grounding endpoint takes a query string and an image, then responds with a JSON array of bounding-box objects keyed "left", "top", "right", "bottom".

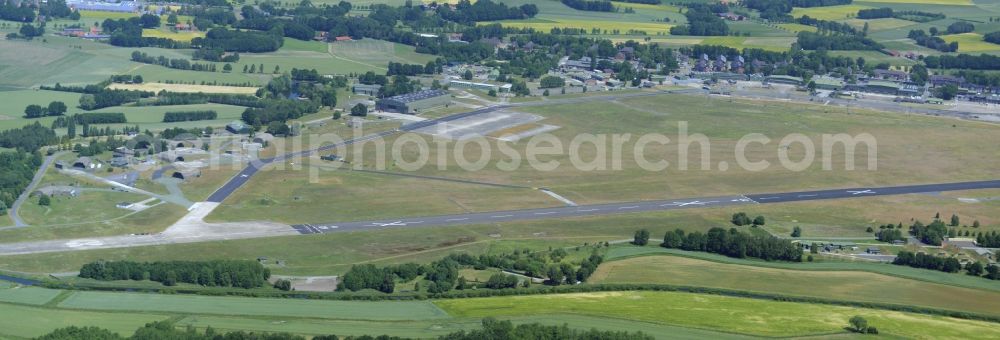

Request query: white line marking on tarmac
[
  {"left": 534, "top": 212, "right": 557, "bottom": 215},
  {"left": 798, "top": 194, "right": 818, "bottom": 197},
  {"left": 491, "top": 215, "right": 513, "bottom": 218},
  {"left": 618, "top": 206, "right": 639, "bottom": 210},
  {"left": 446, "top": 218, "right": 469, "bottom": 221},
  {"left": 577, "top": 209, "right": 599, "bottom": 212},
  {"left": 758, "top": 197, "right": 779, "bottom": 200}
]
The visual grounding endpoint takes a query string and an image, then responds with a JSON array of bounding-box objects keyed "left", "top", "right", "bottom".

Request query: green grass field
[
  {"left": 603, "top": 246, "right": 1000, "bottom": 292},
  {"left": 59, "top": 291, "right": 449, "bottom": 320},
  {"left": 19, "top": 191, "right": 147, "bottom": 226},
  {"left": 941, "top": 33, "right": 1000, "bottom": 52},
  {"left": 142, "top": 29, "right": 206, "bottom": 42},
  {"left": 0, "top": 302, "right": 169, "bottom": 339},
  {"left": 435, "top": 290, "right": 1000, "bottom": 338},
  {"left": 0, "top": 285, "right": 62, "bottom": 305},
  {"left": 791, "top": 5, "right": 873, "bottom": 20},
  {"left": 590, "top": 252, "right": 1000, "bottom": 316}
]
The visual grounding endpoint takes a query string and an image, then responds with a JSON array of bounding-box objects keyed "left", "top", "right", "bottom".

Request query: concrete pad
[{"left": 413, "top": 110, "right": 543, "bottom": 140}]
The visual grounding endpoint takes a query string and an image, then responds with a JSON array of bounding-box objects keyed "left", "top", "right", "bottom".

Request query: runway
[{"left": 291, "top": 179, "right": 1000, "bottom": 235}]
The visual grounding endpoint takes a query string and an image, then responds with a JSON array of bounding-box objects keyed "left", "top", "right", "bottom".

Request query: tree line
[
  {"left": 744, "top": 0, "right": 852, "bottom": 21},
  {"left": 23, "top": 101, "right": 67, "bottom": 118},
  {"left": 79, "top": 260, "right": 271, "bottom": 288},
  {"left": 37, "top": 318, "right": 653, "bottom": 340},
  {"left": 438, "top": 0, "right": 539, "bottom": 24},
  {"left": 163, "top": 110, "right": 218, "bottom": 123},
  {"left": 797, "top": 31, "right": 882, "bottom": 50},
  {"left": 659, "top": 227, "right": 803, "bottom": 262},
  {"left": 141, "top": 92, "right": 264, "bottom": 108},
  {"left": 130, "top": 51, "right": 217, "bottom": 72},
  {"left": 560, "top": 0, "right": 614, "bottom": 12},
  {"left": 894, "top": 250, "right": 999, "bottom": 280},
  {"left": 925, "top": 53, "right": 1000, "bottom": 70},
  {"left": 0, "top": 122, "right": 58, "bottom": 152},
  {"left": 908, "top": 29, "right": 959, "bottom": 53},
  {"left": 857, "top": 7, "right": 893, "bottom": 19},
  {"left": 79, "top": 89, "right": 154, "bottom": 110}
]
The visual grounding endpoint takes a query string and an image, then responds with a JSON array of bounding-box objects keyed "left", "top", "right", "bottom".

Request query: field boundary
[{"left": 604, "top": 247, "right": 1000, "bottom": 293}]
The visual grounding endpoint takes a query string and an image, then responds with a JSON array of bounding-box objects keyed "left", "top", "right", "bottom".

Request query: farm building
[
  {"left": 376, "top": 89, "right": 450, "bottom": 114},
  {"left": 172, "top": 168, "right": 201, "bottom": 181},
  {"left": 352, "top": 83, "right": 381, "bottom": 96},
  {"left": 73, "top": 157, "right": 92, "bottom": 169},
  {"left": 447, "top": 80, "right": 511, "bottom": 93},
  {"left": 68, "top": 0, "right": 138, "bottom": 13},
  {"left": 764, "top": 75, "right": 803, "bottom": 86},
  {"left": 226, "top": 121, "right": 251, "bottom": 134}
]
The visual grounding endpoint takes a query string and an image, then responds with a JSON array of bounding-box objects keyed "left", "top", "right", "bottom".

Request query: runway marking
[
  {"left": 758, "top": 197, "right": 779, "bottom": 200},
  {"left": 673, "top": 200, "right": 718, "bottom": 207},
  {"left": 798, "top": 194, "right": 818, "bottom": 197},
  {"left": 534, "top": 211, "right": 557, "bottom": 215},
  {"left": 577, "top": 208, "right": 599, "bottom": 212},
  {"left": 368, "top": 221, "right": 407, "bottom": 227},
  {"left": 446, "top": 218, "right": 469, "bottom": 221},
  {"left": 491, "top": 215, "right": 513, "bottom": 218},
  {"left": 618, "top": 206, "right": 639, "bottom": 210},
  {"left": 848, "top": 189, "right": 875, "bottom": 195}
]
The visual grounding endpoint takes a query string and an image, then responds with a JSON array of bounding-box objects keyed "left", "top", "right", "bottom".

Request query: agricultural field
[
  {"left": 589, "top": 253, "right": 1000, "bottom": 316},
  {"left": 487, "top": 19, "right": 674, "bottom": 35},
  {"left": 843, "top": 18, "right": 916, "bottom": 32},
  {"left": 0, "top": 303, "right": 169, "bottom": 339},
  {"left": 941, "top": 33, "right": 1000, "bottom": 52},
  {"left": 857, "top": 0, "right": 974, "bottom": 5},
  {"left": 790, "top": 5, "right": 874, "bottom": 21},
  {"left": 141, "top": 28, "right": 206, "bottom": 42},
  {"left": 58, "top": 291, "right": 450, "bottom": 320},
  {"left": 436, "top": 291, "right": 1000, "bottom": 338},
  {"left": 107, "top": 83, "right": 259, "bottom": 94}
]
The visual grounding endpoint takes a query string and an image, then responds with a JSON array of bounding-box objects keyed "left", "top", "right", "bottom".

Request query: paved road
[
  {"left": 291, "top": 179, "right": 1000, "bottom": 235},
  {"left": 8, "top": 152, "right": 64, "bottom": 228}
]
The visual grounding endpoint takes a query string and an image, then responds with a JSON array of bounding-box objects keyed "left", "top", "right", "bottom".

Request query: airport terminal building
[{"left": 376, "top": 89, "right": 450, "bottom": 114}]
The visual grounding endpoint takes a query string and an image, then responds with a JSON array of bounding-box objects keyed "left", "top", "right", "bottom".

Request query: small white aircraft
[{"left": 847, "top": 189, "right": 875, "bottom": 195}]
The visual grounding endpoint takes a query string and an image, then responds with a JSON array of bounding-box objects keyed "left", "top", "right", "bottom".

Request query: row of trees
[
  {"left": 79, "top": 89, "right": 154, "bottom": 110},
  {"left": 560, "top": 0, "right": 614, "bottom": 12},
  {"left": 660, "top": 227, "right": 804, "bottom": 262},
  {"left": 857, "top": 7, "right": 893, "bottom": 19},
  {"left": 0, "top": 122, "right": 58, "bottom": 152},
  {"left": 130, "top": 51, "right": 217, "bottom": 72},
  {"left": 192, "top": 48, "right": 240, "bottom": 62},
  {"left": 23, "top": 101, "right": 67, "bottom": 118},
  {"left": 162, "top": 110, "right": 218, "bottom": 123},
  {"left": 893, "top": 251, "right": 999, "bottom": 281},
  {"left": 37, "top": 318, "right": 653, "bottom": 340},
  {"left": 744, "top": 0, "right": 852, "bottom": 21},
  {"left": 796, "top": 31, "right": 882, "bottom": 50},
  {"left": 387, "top": 61, "right": 440, "bottom": 76},
  {"left": 924, "top": 53, "right": 1000, "bottom": 70},
  {"left": 78, "top": 260, "right": 271, "bottom": 288},
  {"left": 985, "top": 31, "right": 1000, "bottom": 45},
  {"left": 908, "top": 29, "right": 959, "bottom": 53}
]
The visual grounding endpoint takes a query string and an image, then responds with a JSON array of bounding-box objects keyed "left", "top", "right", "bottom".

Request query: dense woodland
[
  {"left": 340, "top": 249, "right": 605, "bottom": 294},
  {"left": 669, "top": 4, "right": 729, "bottom": 36},
  {"left": 162, "top": 111, "right": 218, "bottom": 123},
  {"left": 660, "top": 227, "right": 804, "bottom": 262},
  {"left": 78, "top": 260, "right": 270, "bottom": 288},
  {"left": 745, "top": 0, "right": 852, "bottom": 21},
  {"left": 560, "top": 0, "right": 614, "bottom": 12}
]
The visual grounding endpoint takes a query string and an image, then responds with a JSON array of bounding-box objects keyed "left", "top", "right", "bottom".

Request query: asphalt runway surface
[{"left": 292, "top": 179, "right": 1000, "bottom": 235}]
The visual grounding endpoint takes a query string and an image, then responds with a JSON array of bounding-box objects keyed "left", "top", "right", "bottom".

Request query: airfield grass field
[
  {"left": 3, "top": 187, "right": 999, "bottom": 276},
  {"left": 0, "top": 286, "right": 63, "bottom": 305},
  {"left": 435, "top": 290, "right": 1000, "bottom": 338},
  {"left": 331, "top": 93, "right": 1000, "bottom": 207},
  {"left": 589, "top": 253, "right": 1000, "bottom": 316},
  {"left": 19, "top": 191, "right": 147, "bottom": 227},
  {"left": 857, "top": 0, "right": 974, "bottom": 5},
  {"left": 205, "top": 162, "right": 561, "bottom": 224}
]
